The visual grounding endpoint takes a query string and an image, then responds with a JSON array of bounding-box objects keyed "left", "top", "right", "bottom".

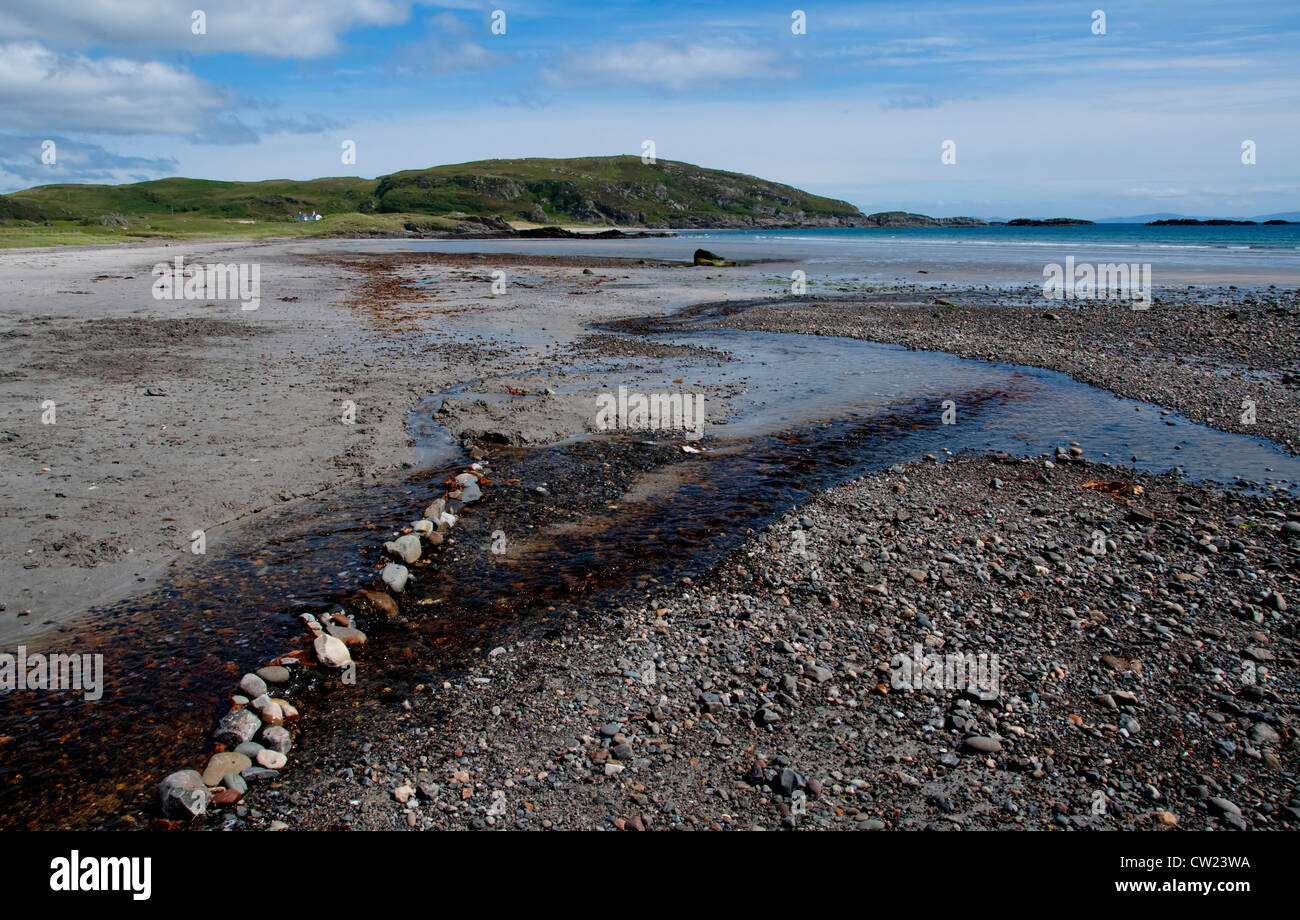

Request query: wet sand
[
  {"left": 1, "top": 239, "right": 1296, "bottom": 830},
  {"left": 0, "top": 241, "right": 738, "bottom": 646}
]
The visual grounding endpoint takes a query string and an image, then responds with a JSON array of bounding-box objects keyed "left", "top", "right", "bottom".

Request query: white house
[{"left": 294, "top": 211, "right": 323, "bottom": 221}]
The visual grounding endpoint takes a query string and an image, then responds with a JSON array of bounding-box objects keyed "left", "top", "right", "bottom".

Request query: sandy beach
[
  {"left": 0, "top": 238, "right": 1296, "bottom": 831},
  {"left": 0, "top": 240, "right": 746, "bottom": 646}
]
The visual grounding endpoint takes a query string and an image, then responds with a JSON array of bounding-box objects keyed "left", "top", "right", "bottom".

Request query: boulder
[
  {"left": 158, "top": 770, "right": 210, "bottom": 820},
  {"left": 261, "top": 725, "right": 293, "bottom": 754},
  {"left": 454, "top": 473, "right": 482, "bottom": 503},
  {"left": 352, "top": 588, "right": 398, "bottom": 618},
  {"left": 201, "top": 752, "right": 252, "bottom": 785},
  {"left": 214, "top": 708, "right": 261, "bottom": 746},
  {"left": 381, "top": 563, "right": 409, "bottom": 592},
  {"left": 384, "top": 534, "right": 422, "bottom": 564},
  {"left": 313, "top": 633, "right": 352, "bottom": 669}
]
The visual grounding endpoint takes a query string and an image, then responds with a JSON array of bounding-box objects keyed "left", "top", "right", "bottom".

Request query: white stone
[
  {"left": 256, "top": 748, "right": 288, "bottom": 769},
  {"left": 384, "top": 534, "right": 422, "bottom": 564},
  {"left": 314, "top": 633, "right": 352, "bottom": 669},
  {"left": 381, "top": 563, "right": 409, "bottom": 592}
]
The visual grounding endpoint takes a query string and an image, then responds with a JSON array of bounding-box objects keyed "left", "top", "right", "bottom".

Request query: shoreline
[
  {"left": 1, "top": 243, "right": 1296, "bottom": 830},
  {"left": 281, "top": 452, "right": 1300, "bottom": 831},
  {"left": 714, "top": 289, "right": 1300, "bottom": 455}
]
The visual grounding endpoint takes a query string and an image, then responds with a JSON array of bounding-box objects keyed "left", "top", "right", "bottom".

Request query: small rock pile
[{"left": 156, "top": 459, "right": 492, "bottom": 824}]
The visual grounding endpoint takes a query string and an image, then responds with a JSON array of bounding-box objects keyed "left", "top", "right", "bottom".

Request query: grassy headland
[{"left": 0, "top": 156, "right": 875, "bottom": 248}]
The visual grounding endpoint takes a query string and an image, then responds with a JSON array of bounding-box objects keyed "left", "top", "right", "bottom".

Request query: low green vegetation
[{"left": 0, "top": 156, "right": 866, "bottom": 248}]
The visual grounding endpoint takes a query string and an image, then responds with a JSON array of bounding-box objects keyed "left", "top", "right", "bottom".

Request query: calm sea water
[
  {"left": 351, "top": 224, "right": 1300, "bottom": 287},
  {"left": 688, "top": 222, "right": 1300, "bottom": 250}
]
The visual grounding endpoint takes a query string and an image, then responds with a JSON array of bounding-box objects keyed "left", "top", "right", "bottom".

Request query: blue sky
[{"left": 1, "top": 0, "right": 1296, "bottom": 218}]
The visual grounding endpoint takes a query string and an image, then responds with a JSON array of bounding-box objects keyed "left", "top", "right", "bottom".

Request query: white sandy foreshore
[{"left": 0, "top": 238, "right": 756, "bottom": 644}]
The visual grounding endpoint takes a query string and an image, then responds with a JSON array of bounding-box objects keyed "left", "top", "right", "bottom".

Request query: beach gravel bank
[
  {"left": 718, "top": 290, "right": 1300, "bottom": 454},
  {"left": 268, "top": 454, "right": 1297, "bottom": 831}
]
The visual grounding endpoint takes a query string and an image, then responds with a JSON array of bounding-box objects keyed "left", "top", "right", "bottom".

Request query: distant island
[{"left": 1002, "top": 218, "right": 1094, "bottom": 226}]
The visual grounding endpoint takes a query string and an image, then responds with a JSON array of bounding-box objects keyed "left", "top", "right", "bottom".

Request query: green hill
[
  {"left": 0, "top": 156, "right": 869, "bottom": 237},
  {"left": 371, "top": 156, "right": 865, "bottom": 227}
]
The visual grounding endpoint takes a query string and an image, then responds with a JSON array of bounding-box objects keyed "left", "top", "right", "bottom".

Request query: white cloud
[
  {"left": 0, "top": 42, "right": 236, "bottom": 136},
  {"left": 0, "top": 133, "right": 176, "bottom": 185},
  {"left": 0, "top": 0, "right": 413, "bottom": 58},
  {"left": 543, "top": 42, "right": 795, "bottom": 92},
  {"left": 387, "top": 11, "right": 515, "bottom": 76}
]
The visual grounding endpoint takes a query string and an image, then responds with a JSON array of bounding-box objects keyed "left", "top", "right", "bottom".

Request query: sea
[{"left": 353, "top": 223, "right": 1300, "bottom": 288}]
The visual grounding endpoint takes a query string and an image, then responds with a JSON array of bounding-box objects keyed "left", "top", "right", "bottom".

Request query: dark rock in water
[
  {"left": 693, "top": 249, "right": 728, "bottom": 266},
  {"left": 351, "top": 588, "right": 398, "bottom": 619},
  {"left": 158, "top": 770, "right": 209, "bottom": 819}
]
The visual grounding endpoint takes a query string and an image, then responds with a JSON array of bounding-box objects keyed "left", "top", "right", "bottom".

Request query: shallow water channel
[{"left": 2, "top": 317, "right": 1297, "bottom": 829}]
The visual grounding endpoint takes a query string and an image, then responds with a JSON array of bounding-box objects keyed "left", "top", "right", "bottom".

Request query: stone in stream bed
[
  {"left": 211, "top": 787, "right": 242, "bottom": 806},
  {"left": 424, "top": 498, "right": 446, "bottom": 521},
  {"left": 241, "top": 766, "right": 279, "bottom": 784},
  {"left": 314, "top": 633, "right": 352, "bottom": 668},
  {"left": 261, "top": 725, "right": 292, "bottom": 754},
  {"left": 455, "top": 473, "right": 482, "bottom": 503},
  {"left": 214, "top": 708, "right": 261, "bottom": 746},
  {"left": 256, "top": 749, "right": 288, "bottom": 769},
  {"left": 412, "top": 519, "right": 434, "bottom": 535},
  {"left": 201, "top": 751, "right": 252, "bottom": 785},
  {"left": 238, "top": 673, "right": 268, "bottom": 698},
  {"left": 326, "top": 623, "right": 367, "bottom": 646},
  {"left": 384, "top": 534, "right": 422, "bottom": 564},
  {"left": 1249, "top": 723, "right": 1281, "bottom": 745},
  {"left": 256, "top": 665, "right": 290, "bottom": 685},
  {"left": 255, "top": 699, "right": 285, "bottom": 726},
  {"left": 352, "top": 588, "right": 399, "bottom": 618},
  {"left": 158, "top": 770, "right": 210, "bottom": 819},
  {"left": 382, "top": 563, "right": 409, "bottom": 593}
]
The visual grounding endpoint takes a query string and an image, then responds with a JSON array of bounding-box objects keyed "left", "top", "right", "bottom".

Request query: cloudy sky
[{"left": 1, "top": 0, "right": 1296, "bottom": 218}]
